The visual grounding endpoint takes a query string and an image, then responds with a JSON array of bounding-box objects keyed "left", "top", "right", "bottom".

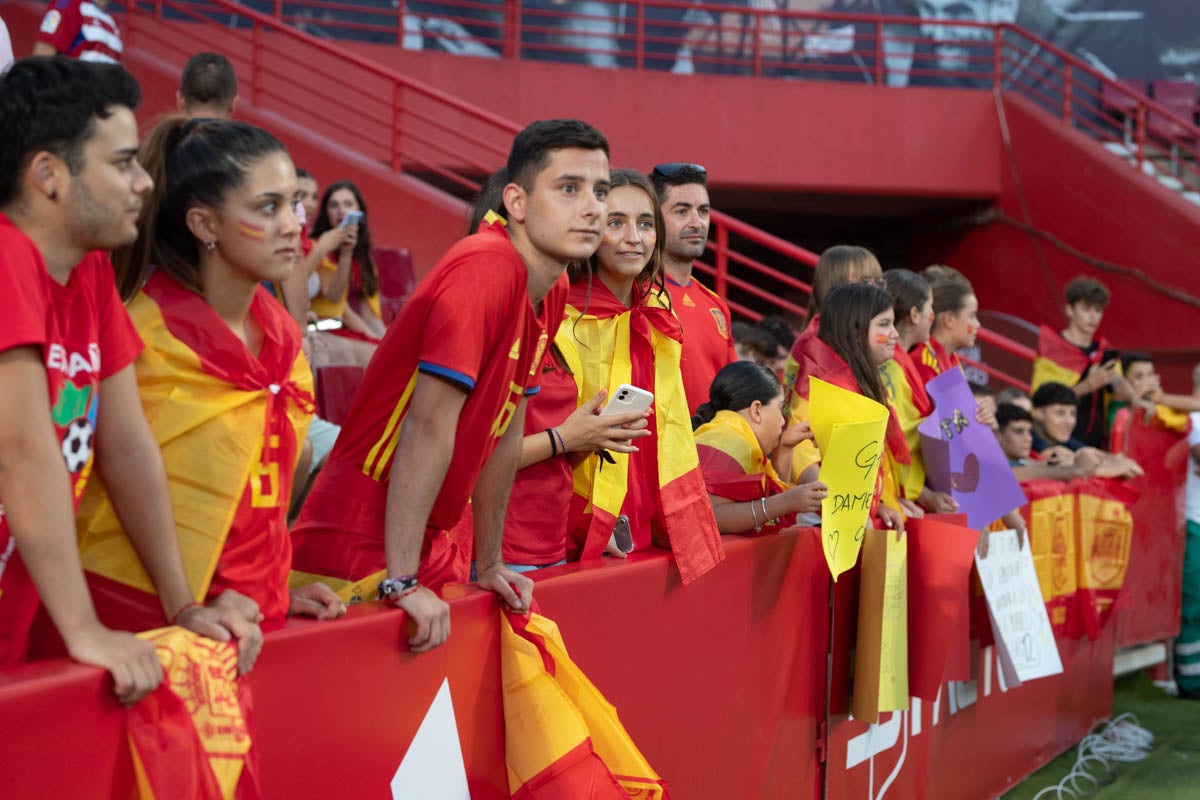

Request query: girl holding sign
[
  {"left": 808, "top": 282, "right": 909, "bottom": 532},
  {"left": 692, "top": 362, "right": 828, "bottom": 534}
]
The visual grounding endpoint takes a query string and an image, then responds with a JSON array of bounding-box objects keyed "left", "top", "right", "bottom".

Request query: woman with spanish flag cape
[
  {"left": 84, "top": 117, "right": 345, "bottom": 630},
  {"left": 881, "top": 269, "right": 959, "bottom": 515},
  {"left": 563, "top": 169, "right": 722, "bottom": 585},
  {"left": 692, "top": 361, "right": 827, "bottom": 534},
  {"left": 789, "top": 282, "right": 909, "bottom": 533}
]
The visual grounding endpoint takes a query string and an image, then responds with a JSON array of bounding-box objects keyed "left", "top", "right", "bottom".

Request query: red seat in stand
[
  {"left": 315, "top": 364, "right": 365, "bottom": 426},
  {"left": 373, "top": 247, "right": 415, "bottom": 326}
]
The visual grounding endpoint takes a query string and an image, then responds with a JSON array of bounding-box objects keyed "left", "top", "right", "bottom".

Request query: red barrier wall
[{"left": 0, "top": 529, "right": 1120, "bottom": 800}]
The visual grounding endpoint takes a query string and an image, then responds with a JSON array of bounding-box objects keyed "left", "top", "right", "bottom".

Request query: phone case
[{"left": 600, "top": 384, "right": 654, "bottom": 416}]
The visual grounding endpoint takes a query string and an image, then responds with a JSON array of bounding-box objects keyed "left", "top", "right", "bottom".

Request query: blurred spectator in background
[
  {"left": 732, "top": 321, "right": 773, "bottom": 363},
  {"left": 1177, "top": 363, "right": 1200, "bottom": 700},
  {"left": 996, "top": 385, "right": 1033, "bottom": 412},
  {"left": 996, "top": 402, "right": 1095, "bottom": 481},
  {"left": 1030, "top": 381, "right": 1142, "bottom": 478},
  {"left": 309, "top": 180, "right": 386, "bottom": 339},
  {"left": 177, "top": 52, "right": 238, "bottom": 120},
  {"left": 0, "top": 17, "right": 13, "bottom": 72},
  {"left": 33, "top": 0, "right": 122, "bottom": 63}
]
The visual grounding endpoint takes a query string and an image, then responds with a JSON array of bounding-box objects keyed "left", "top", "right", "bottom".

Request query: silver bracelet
[
  {"left": 749, "top": 498, "right": 762, "bottom": 531},
  {"left": 760, "top": 496, "right": 771, "bottom": 526}
]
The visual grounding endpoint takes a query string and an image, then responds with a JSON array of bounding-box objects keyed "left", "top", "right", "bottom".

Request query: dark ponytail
[
  {"left": 691, "top": 361, "right": 782, "bottom": 430},
  {"left": 884, "top": 269, "right": 930, "bottom": 333},
  {"left": 467, "top": 167, "right": 509, "bottom": 234},
  {"left": 112, "top": 116, "right": 289, "bottom": 300}
]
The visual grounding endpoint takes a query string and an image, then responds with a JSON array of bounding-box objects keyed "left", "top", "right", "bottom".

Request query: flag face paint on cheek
[
  {"left": 873, "top": 334, "right": 892, "bottom": 344},
  {"left": 237, "top": 220, "right": 267, "bottom": 242}
]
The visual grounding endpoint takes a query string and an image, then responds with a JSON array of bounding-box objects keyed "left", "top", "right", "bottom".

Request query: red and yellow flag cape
[
  {"left": 693, "top": 409, "right": 794, "bottom": 532},
  {"left": 78, "top": 272, "right": 313, "bottom": 604},
  {"left": 562, "top": 280, "right": 723, "bottom": 585},
  {"left": 502, "top": 610, "right": 668, "bottom": 799}
]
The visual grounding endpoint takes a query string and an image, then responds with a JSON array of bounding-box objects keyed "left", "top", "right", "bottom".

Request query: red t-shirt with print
[{"left": 0, "top": 213, "right": 142, "bottom": 664}]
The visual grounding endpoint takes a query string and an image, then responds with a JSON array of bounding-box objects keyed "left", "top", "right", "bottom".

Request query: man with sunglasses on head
[{"left": 651, "top": 162, "right": 736, "bottom": 416}]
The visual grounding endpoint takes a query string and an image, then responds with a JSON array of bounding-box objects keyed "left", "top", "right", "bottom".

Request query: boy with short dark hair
[
  {"left": 996, "top": 402, "right": 1094, "bottom": 482},
  {"left": 1031, "top": 275, "right": 1140, "bottom": 448},
  {"left": 291, "top": 119, "right": 612, "bottom": 654},
  {"left": 1030, "top": 382, "right": 1142, "bottom": 479}
]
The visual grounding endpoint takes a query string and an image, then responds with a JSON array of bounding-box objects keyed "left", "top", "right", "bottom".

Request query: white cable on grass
[{"left": 1027, "top": 714, "right": 1153, "bottom": 800}]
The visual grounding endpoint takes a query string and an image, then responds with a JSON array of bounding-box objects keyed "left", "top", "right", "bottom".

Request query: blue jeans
[{"left": 469, "top": 560, "right": 567, "bottom": 580}]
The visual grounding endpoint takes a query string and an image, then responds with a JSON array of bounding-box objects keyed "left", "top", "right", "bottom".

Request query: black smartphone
[
  {"left": 612, "top": 514, "right": 634, "bottom": 554},
  {"left": 1101, "top": 347, "right": 1119, "bottom": 365}
]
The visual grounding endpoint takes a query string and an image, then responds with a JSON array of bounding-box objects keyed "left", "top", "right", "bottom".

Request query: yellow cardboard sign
[
  {"left": 852, "top": 528, "right": 910, "bottom": 723},
  {"left": 810, "top": 379, "right": 890, "bottom": 580}
]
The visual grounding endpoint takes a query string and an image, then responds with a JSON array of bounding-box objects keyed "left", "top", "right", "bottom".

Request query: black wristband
[{"left": 546, "top": 428, "right": 558, "bottom": 457}]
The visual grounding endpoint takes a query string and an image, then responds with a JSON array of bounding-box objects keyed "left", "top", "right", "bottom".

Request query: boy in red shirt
[
  {"left": 0, "top": 56, "right": 259, "bottom": 702},
  {"left": 291, "top": 119, "right": 611, "bottom": 653},
  {"left": 650, "top": 162, "right": 736, "bottom": 415}
]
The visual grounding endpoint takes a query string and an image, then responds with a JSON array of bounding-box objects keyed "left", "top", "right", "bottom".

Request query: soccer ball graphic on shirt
[{"left": 61, "top": 418, "right": 94, "bottom": 474}]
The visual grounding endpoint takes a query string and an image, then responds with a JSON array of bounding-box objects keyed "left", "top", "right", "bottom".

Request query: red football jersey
[
  {"left": 0, "top": 213, "right": 142, "bottom": 664},
  {"left": 291, "top": 220, "right": 567, "bottom": 589},
  {"left": 37, "top": 0, "right": 123, "bottom": 63},
  {"left": 665, "top": 274, "right": 737, "bottom": 415}
]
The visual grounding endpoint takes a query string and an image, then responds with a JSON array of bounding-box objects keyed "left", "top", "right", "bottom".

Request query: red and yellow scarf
[
  {"left": 563, "top": 279, "right": 723, "bottom": 585},
  {"left": 694, "top": 410, "right": 794, "bottom": 532}
]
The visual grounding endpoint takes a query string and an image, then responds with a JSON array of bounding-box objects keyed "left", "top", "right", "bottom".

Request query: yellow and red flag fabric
[
  {"left": 1109, "top": 404, "right": 1191, "bottom": 453},
  {"left": 1074, "top": 477, "right": 1138, "bottom": 640},
  {"left": 1030, "top": 325, "right": 1114, "bottom": 393},
  {"left": 563, "top": 280, "right": 722, "bottom": 586},
  {"left": 1021, "top": 478, "right": 1082, "bottom": 638},
  {"left": 501, "top": 610, "right": 668, "bottom": 800},
  {"left": 128, "top": 627, "right": 260, "bottom": 800},
  {"left": 880, "top": 344, "right": 934, "bottom": 500},
  {"left": 78, "top": 272, "right": 313, "bottom": 620},
  {"left": 693, "top": 409, "right": 793, "bottom": 532}
]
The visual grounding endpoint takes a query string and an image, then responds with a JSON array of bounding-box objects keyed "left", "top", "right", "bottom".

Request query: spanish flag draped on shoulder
[
  {"left": 502, "top": 610, "right": 668, "bottom": 799},
  {"left": 880, "top": 343, "right": 934, "bottom": 500},
  {"left": 694, "top": 409, "right": 794, "bottom": 532},
  {"left": 77, "top": 271, "right": 313, "bottom": 625},
  {"left": 562, "top": 279, "right": 722, "bottom": 585}
]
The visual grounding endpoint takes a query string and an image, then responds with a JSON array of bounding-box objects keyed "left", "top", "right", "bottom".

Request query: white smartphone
[
  {"left": 338, "top": 210, "right": 364, "bottom": 229},
  {"left": 600, "top": 384, "right": 654, "bottom": 417}
]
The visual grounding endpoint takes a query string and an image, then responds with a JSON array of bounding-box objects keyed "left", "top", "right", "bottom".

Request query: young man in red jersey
[
  {"left": 291, "top": 119, "right": 611, "bottom": 654},
  {"left": 0, "top": 57, "right": 261, "bottom": 702},
  {"left": 651, "top": 162, "right": 736, "bottom": 415}
]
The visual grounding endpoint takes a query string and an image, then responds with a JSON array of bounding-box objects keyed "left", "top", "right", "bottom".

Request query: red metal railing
[
  {"left": 120, "top": 0, "right": 1043, "bottom": 385},
  {"left": 223, "top": 0, "right": 1199, "bottom": 192}
]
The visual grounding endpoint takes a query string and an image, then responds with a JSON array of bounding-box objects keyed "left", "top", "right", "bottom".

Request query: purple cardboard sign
[{"left": 917, "top": 369, "right": 1027, "bottom": 530}]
